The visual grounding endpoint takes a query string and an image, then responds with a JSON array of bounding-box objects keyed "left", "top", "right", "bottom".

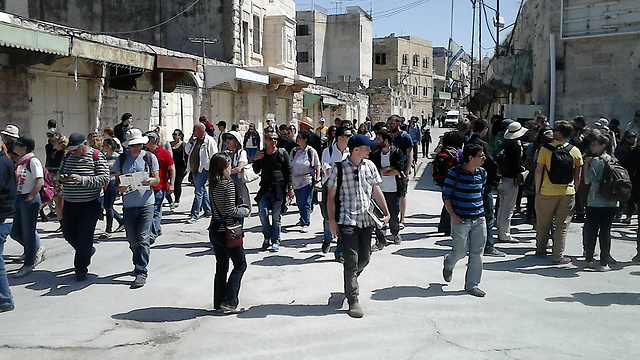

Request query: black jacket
[
  {"left": 500, "top": 139, "right": 524, "bottom": 179},
  {"left": 370, "top": 145, "right": 405, "bottom": 196},
  {"left": 0, "top": 147, "right": 16, "bottom": 221},
  {"left": 468, "top": 134, "right": 500, "bottom": 187}
]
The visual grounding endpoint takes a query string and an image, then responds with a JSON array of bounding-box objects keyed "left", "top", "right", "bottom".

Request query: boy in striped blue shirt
[{"left": 442, "top": 143, "right": 488, "bottom": 297}]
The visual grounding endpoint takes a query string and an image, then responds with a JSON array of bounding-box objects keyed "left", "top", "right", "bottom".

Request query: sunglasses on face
[
  {"left": 129, "top": 144, "right": 143, "bottom": 148},
  {"left": 267, "top": 137, "right": 278, "bottom": 141}
]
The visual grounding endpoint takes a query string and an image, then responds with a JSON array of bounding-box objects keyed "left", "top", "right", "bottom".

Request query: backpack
[
  {"left": 494, "top": 146, "right": 509, "bottom": 175},
  {"left": 334, "top": 161, "right": 343, "bottom": 222},
  {"left": 542, "top": 143, "right": 575, "bottom": 185},
  {"left": 118, "top": 151, "right": 153, "bottom": 177},
  {"left": 598, "top": 157, "right": 632, "bottom": 201},
  {"left": 26, "top": 157, "right": 54, "bottom": 204},
  {"left": 432, "top": 147, "right": 459, "bottom": 187}
]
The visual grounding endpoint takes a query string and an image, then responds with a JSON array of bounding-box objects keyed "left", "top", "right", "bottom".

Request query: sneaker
[
  {"left": 442, "top": 266, "right": 452, "bottom": 283},
  {"left": 270, "top": 243, "right": 280, "bottom": 252},
  {"left": 335, "top": 254, "right": 344, "bottom": 263},
  {"left": 220, "top": 304, "right": 246, "bottom": 314},
  {"left": 131, "top": 275, "right": 146, "bottom": 289},
  {"left": 348, "top": 302, "right": 364, "bottom": 318},
  {"left": 484, "top": 248, "right": 506, "bottom": 257},
  {"left": 393, "top": 235, "right": 402, "bottom": 245},
  {"left": 466, "top": 287, "right": 486, "bottom": 297},
  {"left": 372, "top": 241, "right": 385, "bottom": 252},
  {"left": 261, "top": 241, "right": 270, "bottom": 251},
  {"left": 13, "top": 265, "right": 33, "bottom": 278},
  {"left": 186, "top": 217, "right": 198, "bottom": 224},
  {"left": 632, "top": 253, "right": 640, "bottom": 263},
  {"left": 321, "top": 241, "right": 331, "bottom": 254},
  {"left": 301, "top": 225, "right": 309, "bottom": 233},
  {"left": 599, "top": 264, "right": 611, "bottom": 272},
  {"left": 553, "top": 256, "right": 571, "bottom": 265},
  {"left": 115, "top": 223, "right": 126, "bottom": 232},
  {"left": 75, "top": 272, "right": 87, "bottom": 282},
  {"left": 0, "top": 304, "right": 15, "bottom": 313},
  {"left": 34, "top": 246, "right": 46, "bottom": 267},
  {"left": 203, "top": 212, "right": 212, "bottom": 218}
]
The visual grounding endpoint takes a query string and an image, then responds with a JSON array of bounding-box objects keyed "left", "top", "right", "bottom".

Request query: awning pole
[{"left": 159, "top": 71, "right": 164, "bottom": 127}]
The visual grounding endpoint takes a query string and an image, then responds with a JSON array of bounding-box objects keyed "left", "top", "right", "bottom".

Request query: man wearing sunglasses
[{"left": 326, "top": 134, "right": 390, "bottom": 318}]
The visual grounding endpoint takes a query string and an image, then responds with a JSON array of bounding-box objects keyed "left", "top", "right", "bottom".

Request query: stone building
[
  {"left": 2, "top": 0, "right": 313, "bottom": 128},
  {"left": 370, "top": 34, "right": 433, "bottom": 121},
  {"left": 432, "top": 45, "right": 471, "bottom": 119},
  {"left": 469, "top": 0, "right": 640, "bottom": 125}
]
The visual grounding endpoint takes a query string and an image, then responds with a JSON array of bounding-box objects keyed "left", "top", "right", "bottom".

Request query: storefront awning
[
  {"left": 156, "top": 55, "right": 198, "bottom": 72},
  {"left": 322, "top": 96, "right": 342, "bottom": 106},
  {"left": 72, "top": 39, "right": 154, "bottom": 70},
  {"left": 0, "top": 23, "right": 70, "bottom": 56},
  {"left": 204, "top": 66, "right": 270, "bottom": 89}
]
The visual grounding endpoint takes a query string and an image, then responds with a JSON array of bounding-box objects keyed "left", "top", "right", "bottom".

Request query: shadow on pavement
[
  {"left": 238, "top": 293, "right": 345, "bottom": 318},
  {"left": 370, "top": 283, "right": 466, "bottom": 301},
  {"left": 152, "top": 241, "right": 213, "bottom": 257},
  {"left": 251, "top": 254, "right": 333, "bottom": 266},
  {"left": 112, "top": 307, "right": 213, "bottom": 322},
  {"left": 483, "top": 255, "right": 582, "bottom": 278},
  {"left": 546, "top": 292, "right": 640, "bottom": 307},
  {"left": 414, "top": 162, "right": 441, "bottom": 192},
  {"left": 392, "top": 247, "right": 449, "bottom": 259},
  {"left": 9, "top": 269, "right": 134, "bottom": 296}
]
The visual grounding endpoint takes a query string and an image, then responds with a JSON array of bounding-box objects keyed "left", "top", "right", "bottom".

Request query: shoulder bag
[{"left": 211, "top": 193, "right": 244, "bottom": 248}]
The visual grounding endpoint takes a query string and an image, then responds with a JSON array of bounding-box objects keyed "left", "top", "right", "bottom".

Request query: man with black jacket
[
  {"left": 370, "top": 129, "right": 405, "bottom": 249},
  {"left": 467, "top": 119, "right": 505, "bottom": 257},
  {"left": 496, "top": 122, "right": 527, "bottom": 243},
  {"left": 0, "top": 146, "right": 17, "bottom": 311}
]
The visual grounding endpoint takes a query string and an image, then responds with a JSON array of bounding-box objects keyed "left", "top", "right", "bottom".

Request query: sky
[{"left": 296, "top": 0, "right": 524, "bottom": 58}]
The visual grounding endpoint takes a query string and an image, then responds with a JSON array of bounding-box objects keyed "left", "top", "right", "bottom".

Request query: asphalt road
[{"left": 1, "top": 126, "right": 639, "bottom": 359}]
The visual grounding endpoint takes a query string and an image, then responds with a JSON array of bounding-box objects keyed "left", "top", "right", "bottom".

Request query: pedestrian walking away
[
  {"left": 208, "top": 154, "right": 251, "bottom": 313},
  {"left": 185, "top": 123, "right": 217, "bottom": 223},
  {"left": 115, "top": 129, "right": 160, "bottom": 288},
  {"left": 58, "top": 132, "right": 110, "bottom": 280},
  {"left": 442, "top": 143, "right": 488, "bottom": 297},
  {"left": 327, "top": 134, "right": 390, "bottom": 318},
  {"left": 290, "top": 130, "right": 321, "bottom": 233},
  {"left": 168, "top": 129, "right": 188, "bottom": 210}
]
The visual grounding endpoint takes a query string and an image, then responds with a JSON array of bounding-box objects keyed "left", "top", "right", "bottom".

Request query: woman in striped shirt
[{"left": 208, "top": 154, "right": 250, "bottom": 313}]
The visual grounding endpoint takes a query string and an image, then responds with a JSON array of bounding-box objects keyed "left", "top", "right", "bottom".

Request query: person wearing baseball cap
[{"left": 326, "top": 133, "right": 390, "bottom": 318}]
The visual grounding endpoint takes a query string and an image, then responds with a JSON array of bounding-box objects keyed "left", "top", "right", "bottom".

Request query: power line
[{"left": 99, "top": 0, "right": 202, "bottom": 35}]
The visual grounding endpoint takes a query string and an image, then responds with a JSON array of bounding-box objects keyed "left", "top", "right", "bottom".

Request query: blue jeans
[
  {"left": 294, "top": 184, "right": 314, "bottom": 226},
  {"left": 483, "top": 186, "right": 496, "bottom": 252},
  {"left": 445, "top": 217, "right": 486, "bottom": 290},
  {"left": 0, "top": 220, "right": 13, "bottom": 309},
  {"left": 123, "top": 205, "right": 153, "bottom": 276},
  {"left": 258, "top": 190, "right": 283, "bottom": 244},
  {"left": 340, "top": 225, "right": 373, "bottom": 304},
  {"left": 150, "top": 189, "right": 165, "bottom": 238},
  {"left": 104, "top": 179, "right": 123, "bottom": 232},
  {"left": 190, "top": 170, "right": 211, "bottom": 219},
  {"left": 209, "top": 230, "right": 247, "bottom": 309},
  {"left": 62, "top": 200, "right": 101, "bottom": 274},
  {"left": 11, "top": 194, "right": 41, "bottom": 266},
  {"left": 246, "top": 148, "right": 258, "bottom": 163}
]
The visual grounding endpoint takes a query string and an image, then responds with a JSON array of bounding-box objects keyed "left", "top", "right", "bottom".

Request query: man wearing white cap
[
  {"left": 495, "top": 121, "right": 527, "bottom": 243},
  {"left": 115, "top": 129, "right": 160, "bottom": 288},
  {"left": 1, "top": 124, "right": 20, "bottom": 160}
]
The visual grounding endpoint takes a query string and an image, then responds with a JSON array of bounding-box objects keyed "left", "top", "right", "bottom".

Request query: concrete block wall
[{"left": 0, "top": 66, "right": 30, "bottom": 132}]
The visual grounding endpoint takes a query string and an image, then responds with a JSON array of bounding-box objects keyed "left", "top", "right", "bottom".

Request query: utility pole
[
  {"left": 470, "top": 0, "right": 475, "bottom": 95},
  {"left": 495, "top": 0, "right": 501, "bottom": 57}
]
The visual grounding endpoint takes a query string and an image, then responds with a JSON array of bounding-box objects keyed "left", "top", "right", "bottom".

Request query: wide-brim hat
[
  {"left": 122, "top": 128, "right": 149, "bottom": 147},
  {"left": 0, "top": 124, "right": 19, "bottom": 139},
  {"left": 300, "top": 117, "right": 314, "bottom": 127},
  {"left": 504, "top": 121, "right": 528, "bottom": 140},
  {"left": 223, "top": 131, "right": 243, "bottom": 145}
]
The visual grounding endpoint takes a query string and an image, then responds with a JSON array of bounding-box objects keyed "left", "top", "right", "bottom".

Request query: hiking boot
[
  {"left": 13, "top": 265, "right": 33, "bottom": 278},
  {"left": 393, "top": 235, "right": 402, "bottom": 245},
  {"left": 466, "top": 287, "right": 486, "bottom": 297},
  {"left": 348, "top": 302, "right": 364, "bottom": 318},
  {"left": 34, "top": 246, "right": 46, "bottom": 267},
  {"left": 442, "top": 265, "right": 452, "bottom": 283},
  {"left": 131, "top": 275, "right": 146, "bottom": 289}
]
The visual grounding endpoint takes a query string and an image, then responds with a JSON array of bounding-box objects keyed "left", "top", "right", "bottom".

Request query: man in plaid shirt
[{"left": 327, "top": 134, "right": 390, "bottom": 318}]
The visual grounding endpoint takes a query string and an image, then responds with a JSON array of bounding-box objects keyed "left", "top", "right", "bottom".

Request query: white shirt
[
  {"left": 379, "top": 150, "right": 397, "bottom": 193},
  {"left": 17, "top": 157, "right": 44, "bottom": 194},
  {"left": 321, "top": 144, "right": 349, "bottom": 184}
]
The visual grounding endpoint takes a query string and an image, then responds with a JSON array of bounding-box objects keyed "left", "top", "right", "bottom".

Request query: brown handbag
[{"left": 212, "top": 201, "right": 243, "bottom": 248}]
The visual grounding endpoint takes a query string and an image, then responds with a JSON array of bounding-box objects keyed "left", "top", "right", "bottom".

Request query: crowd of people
[{"left": 2, "top": 109, "right": 637, "bottom": 318}]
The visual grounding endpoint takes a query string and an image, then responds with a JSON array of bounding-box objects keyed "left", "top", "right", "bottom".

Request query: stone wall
[{"left": 0, "top": 65, "right": 31, "bottom": 133}]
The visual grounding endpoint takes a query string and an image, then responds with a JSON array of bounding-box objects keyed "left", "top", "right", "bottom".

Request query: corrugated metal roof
[
  {"left": 72, "top": 38, "right": 154, "bottom": 70},
  {"left": 0, "top": 23, "right": 70, "bottom": 56}
]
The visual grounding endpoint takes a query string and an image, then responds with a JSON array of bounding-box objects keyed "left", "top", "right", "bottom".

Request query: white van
[{"left": 444, "top": 110, "right": 460, "bottom": 128}]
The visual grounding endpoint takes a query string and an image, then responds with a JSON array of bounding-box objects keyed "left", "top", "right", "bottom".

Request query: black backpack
[
  {"left": 599, "top": 157, "right": 632, "bottom": 201},
  {"left": 542, "top": 143, "right": 575, "bottom": 185},
  {"left": 494, "top": 146, "right": 509, "bottom": 176}
]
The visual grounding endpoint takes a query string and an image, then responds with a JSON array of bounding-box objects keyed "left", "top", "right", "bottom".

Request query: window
[
  {"left": 287, "top": 37, "right": 293, "bottom": 62},
  {"left": 402, "top": 54, "right": 408, "bottom": 65},
  {"left": 374, "top": 53, "right": 386, "bottom": 65},
  {"left": 253, "top": 14, "right": 261, "bottom": 54},
  {"left": 423, "top": 86, "right": 428, "bottom": 97},
  {"left": 413, "top": 85, "right": 418, "bottom": 95},
  {"left": 296, "top": 24, "right": 310, "bottom": 36},
  {"left": 423, "top": 57, "right": 429, "bottom": 68},
  {"left": 297, "top": 52, "right": 309, "bottom": 63},
  {"left": 413, "top": 54, "right": 419, "bottom": 67}
]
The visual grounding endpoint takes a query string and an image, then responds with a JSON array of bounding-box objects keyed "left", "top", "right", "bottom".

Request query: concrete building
[
  {"left": 370, "top": 34, "right": 433, "bottom": 121},
  {"left": 296, "top": 6, "right": 372, "bottom": 88},
  {"left": 469, "top": 0, "right": 640, "bottom": 125},
  {"left": 3, "top": 0, "right": 313, "bottom": 128}
]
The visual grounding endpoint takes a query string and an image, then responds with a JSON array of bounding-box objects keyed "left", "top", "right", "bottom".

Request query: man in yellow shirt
[
  {"left": 534, "top": 120, "right": 583, "bottom": 264},
  {"left": 315, "top": 119, "right": 328, "bottom": 142}
]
